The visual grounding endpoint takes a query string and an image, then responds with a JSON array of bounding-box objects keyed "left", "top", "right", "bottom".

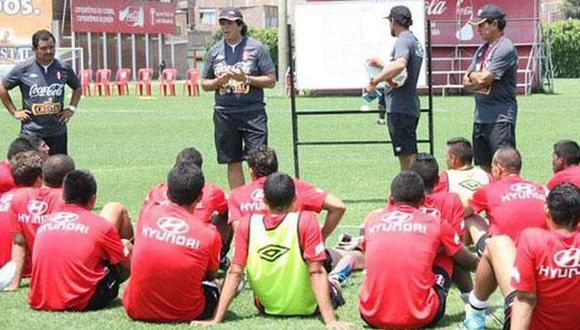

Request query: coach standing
[
  {"left": 366, "top": 6, "right": 424, "bottom": 171},
  {"left": 0, "top": 30, "right": 81, "bottom": 155},
  {"left": 202, "top": 8, "right": 276, "bottom": 190},
  {"left": 463, "top": 5, "right": 518, "bottom": 172}
]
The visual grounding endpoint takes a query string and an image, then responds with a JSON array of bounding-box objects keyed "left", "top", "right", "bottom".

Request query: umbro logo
[
  {"left": 459, "top": 179, "right": 482, "bottom": 191},
  {"left": 258, "top": 244, "right": 290, "bottom": 262}
]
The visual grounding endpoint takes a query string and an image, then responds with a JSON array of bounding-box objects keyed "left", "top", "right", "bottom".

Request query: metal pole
[
  {"left": 277, "top": 0, "right": 288, "bottom": 83},
  {"left": 117, "top": 32, "right": 122, "bottom": 70},
  {"left": 158, "top": 33, "right": 163, "bottom": 76},
  {"left": 170, "top": 35, "right": 175, "bottom": 68},
  {"left": 427, "top": 20, "right": 434, "bottom": 155},
  {"left": 71, "top": 32, "right": 77, "bottom": 72},
  {"left": 145, "top": 34, "right": 150, "bottom": 69},
  {"left": 103, "top": 32, "right": 108, "bottom": 69},
  {"left": 288, "top": 24, "right": 300, "bottom": 178},
  {"left": 131, "top": 34, "right": 137, "bottom": 80},
  {"left": 87, "top": 32, "right": 92, "bottom": 70}
]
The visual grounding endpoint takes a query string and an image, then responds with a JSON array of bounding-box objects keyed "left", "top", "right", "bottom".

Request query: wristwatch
[{"left": 68, "top": 105, "right": 77, "bottom": 113}]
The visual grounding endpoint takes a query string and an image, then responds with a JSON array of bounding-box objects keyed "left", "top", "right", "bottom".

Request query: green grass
[{"left": 0, "top": 79, "right": 579, "bottom": 329}]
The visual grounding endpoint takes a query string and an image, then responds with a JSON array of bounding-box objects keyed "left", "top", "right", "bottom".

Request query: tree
[{"left": 562, "top": 0, "right": 580, "bottom": 19}]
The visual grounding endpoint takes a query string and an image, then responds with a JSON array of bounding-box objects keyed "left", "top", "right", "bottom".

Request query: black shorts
[
  {"left": 473, "top": 122, "right": 516, "bottom": 167},
  {"left": 197, "top": 281, "right": 220, "bottom": 320},
  {"left": 387, "top": 113, "right": 419, "bottom": 157},
  {"left": 42, "top": 133, "right": 68, "bottom": 155},
  {"left": 360, "top": 267, "right": 450, "bottom": 329},
  {"left": 84, "top": 263, "right": 120, "bottom": 311},
  {"left": 214, "top": 110, "right": 268, "bottom": 164}
]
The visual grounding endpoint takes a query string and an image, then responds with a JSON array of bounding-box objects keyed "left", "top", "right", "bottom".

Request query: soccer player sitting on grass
[
  {"left": 192, "top": 173, "right": 352, "bottom": 329},
  {"left": 0, "top": 136, "right": 49, "bottom": 196},
  {"left": 0, "top": 151, "right": 43, "bottom": 289},
  {"left": 7, "top": 154, "right": 76, "bottom": 290},
  {"left": 409, "top": 153, "right": 475, "bottom": 307},
  {"left": 29, "top": 170, "right": 132, "bottom": 311},
  {"left": 464, "top": 147, "right": 547, "bottom": 258},
  {"left": 144, "top": 147, "right": 230, "bottom": 267},
  {"left": 123, "top": 163, "right": 222, "bottom": 322},
  {"left": 434, "top": 137, "right": 492, "bottom": 210},
  {"left": 546, "top": 139, "right": 580, "bottom": 190},
  {"left": 360, "top": 171, "right": 478, "bottom": 328},
  {"left": 511, "top": 183, "right": 580, "bottom": 329},
  {"left": 463, "top": 183, "right": 580, "bottom": 330}
]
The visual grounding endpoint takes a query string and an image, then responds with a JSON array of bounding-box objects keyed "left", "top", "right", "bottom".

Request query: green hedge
[
  {"left": 543, "top": 20, "right": 580, "bottom": 78},
  {"left": 204, "top": 28, "right": 278, "bottom": 75}
]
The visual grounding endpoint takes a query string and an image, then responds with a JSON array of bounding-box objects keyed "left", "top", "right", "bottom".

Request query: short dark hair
[
  {"left": 238, "top": 21, "right": 248, "bottom": 36},
  {"left": 42, "top": 155, "right": 75, "bottom": 187},
  {"left": 167, "top": 163, "right": 205, "bottom": 206},
  {"left": 10, "top": 151, "right": 43, "bottom": 186},
  {"left": 175, "top": 147, "right": 203, "bottom": 168},
  {"left": 247, "top": 146, "right": 278, "bottom": 178},
  {"left": 547, "top": 183, "right": 580, "bottom": 229},
  {"left": 446, "top": 137, "right": 474, "bottom": 165},
  {"left": 264, "top": 173, "right": 295, "bottom": 211},
  {"left": 391, "top": 171, "right": 425, "bottom": 206},
  {"left": 554, "top": 140, "right": 580, "bottom": 166},
  {"left": 64, "top": 170, "right": 97, "bottom": 205},
  {"left": 32, "top": 30, "right": 55, "bottom": 49},
  {"left": 7, "top": 137, "right": 34, "bottom": 159},
  {"left": 492, "top": 17, "right": 506, "bottom": 31},
  {"left": 493, "top": 147, "right": 522, "bottom": 173},
  {"left": 409, "top": 153, "right": 439, "bottom": 190}
]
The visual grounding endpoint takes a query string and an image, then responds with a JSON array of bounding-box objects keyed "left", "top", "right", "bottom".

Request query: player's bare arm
[
  {"left": 60, "top": 86, "right": 82, "bottom": 123},
  {"left": 308, "top": 261, "right": 352, "bottom": 329},
  {"left": 321, "top": 193, "right": 347, "bottom": 241},
  {"left": 229, "top": 68, "right": 276, "bottom": 89},
  {"left": 0, "top": 84, "right": 30, "bottom": 122},
  {"left": 510, "top": 291, "right": 536, "bottom": 330},
  {"left": 468, "top": 69, "right": 495, "bottom": 89},
  {"left": 201, "top": 72, "right": 233, "bottom": 92},
  {"left": 367, "top": 57, "right": 407, "bottom": 93},
  {"left": 5, "top": 233, "right": 27, "bottom": 291}
]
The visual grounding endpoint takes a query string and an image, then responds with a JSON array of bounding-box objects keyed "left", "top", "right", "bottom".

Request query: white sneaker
[{"left": 0, "top": 261, "right": 16, "bottom": 291}]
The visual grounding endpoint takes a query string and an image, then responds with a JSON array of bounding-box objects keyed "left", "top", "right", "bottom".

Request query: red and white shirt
[
  {"left": 143, "top": 182, "right": 228, "bottom": 224},
  {"left": 228, "top": 177, "right": 327, "bottom": 224},
  {"left": 123, "top": 202, "right": 221, "bottom": 322},
  {"left": 29, "top": 204, "right": 129, "bottom": 311},
  {"left": 232, "top": 211, "right": 326, "bottom": 267},
  {"left": 0, "top": 160, "right": 16, "bottom": 196},
  {"left": 422, "top": 191, "right": 465, "bottom": 277},
  {"left": 546, "top": 165, "right": 580, "bottom": 190},
  {"left": 469, "top": 175, "right": 547, "bottom": 243},
  {"left": 512, "top": 228, "right": 580, "bottom": 329},
  {"left": 359, "top": 204, "right": 462, "bottom": 328},
  {"left": 0, "top": 189, "right": 16, "bottom": 268}
]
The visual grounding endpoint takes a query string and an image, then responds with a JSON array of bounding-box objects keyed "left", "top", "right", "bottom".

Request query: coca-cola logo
[
  {"left": 426, "top": 0, "right": 448, "bottom": 16},
  {"left": 120, "top": 6, "right": 144, "bottom": 27},
  {"left": 29, "top": 83, "right": 64, "bottom": 98}
]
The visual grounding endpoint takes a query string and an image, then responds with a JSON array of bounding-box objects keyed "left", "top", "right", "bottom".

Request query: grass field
[{"left": 0, "top": 79, "right": 578, "bottom": 329}]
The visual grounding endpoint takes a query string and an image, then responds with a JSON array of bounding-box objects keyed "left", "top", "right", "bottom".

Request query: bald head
[
  {"left": 42, "top": 155, "right": 75, "bottom": 187},
  {"left": 492, "top": 147, "right": 522, "bottom": 174}
]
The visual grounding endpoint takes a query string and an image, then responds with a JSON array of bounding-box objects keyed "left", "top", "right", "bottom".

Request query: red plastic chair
[
  {"left": 159, "top": 68, "right": 177, "bottom": 96},
  {"left": 183, "top": 68, "right": 200, "bottom": 97},
  {"left": 135, "top": 68, "right": 153, "bottom": 96},
  {"left": 94, "top": 69, "right": 112, "bottom": 96},
  {"left": 80, "top": 69, "right": 93, "bottom": 96},
  {"left": 114, "top": 68, "right": 131, "bottom": 96}
]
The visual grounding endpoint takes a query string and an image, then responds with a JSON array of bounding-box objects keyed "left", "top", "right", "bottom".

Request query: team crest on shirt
[
  {"left": 257, "top": 244, "right": 290, "bottom": 262},
  {"left": 27, "top": 200, "right": 48, "bottom": 216},
  {"left": 420, "top": 207, "right": 441, "bottom": 218}
]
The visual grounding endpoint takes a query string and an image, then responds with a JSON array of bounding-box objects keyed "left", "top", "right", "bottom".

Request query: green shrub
[
  {"left": 543, "top": 20, "right": 580, "bottom": 78},
  {"left": 204, "top": 27, "right": 278, "bottom": 75}
]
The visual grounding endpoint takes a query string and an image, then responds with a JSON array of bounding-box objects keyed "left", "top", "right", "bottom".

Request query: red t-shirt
[
  {"left": 359, "top": 204, "right": 462, "bottom": 328},
  {"left": 422, "top": 191, "right": 465, "bottom": 277},
  {"left": 9, "top": 186, "right": 65, "bottom": 255},
  {"left": 469, "top": 175, "right": 547, "bottom": 243},
  {"left": 546, "top": 165, "right": 580, "bottom": 190},
  {"left": 232, "top": 211, "right": 326, "bottom": 267},
  {"left": 29, "top": 204, "right": 129, "bottom": 311},
  {"left": 0, "top": 160, "right": 16, "bottom": 196},
  {"left": 143, "top": 182, "right": 228, "bottom": 224},
  {"left": 123, "top": 202, "right": 221, "bottom": 322},
  {"left": 228, "top": 177, "right": 327, "bottom": 224},
  {"left": 0, "top": 190, "right": 16, "bottom": 268},
  {"left": 512, "top": 228, "right": 580, "bottom": 329}
]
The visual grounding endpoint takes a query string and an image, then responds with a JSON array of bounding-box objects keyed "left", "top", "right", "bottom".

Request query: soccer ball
[{"left": 386, "top": 68, "right": 408, "bottom": 88}]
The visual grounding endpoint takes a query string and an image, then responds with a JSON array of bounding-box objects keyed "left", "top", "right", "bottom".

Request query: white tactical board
[{"left": 294, "top": 0, "right": 427, "bottom": 90}]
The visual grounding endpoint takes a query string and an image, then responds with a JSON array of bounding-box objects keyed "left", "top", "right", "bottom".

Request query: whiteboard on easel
[{"left": 294, "top": 0, "right": 427, "bottom": 90}]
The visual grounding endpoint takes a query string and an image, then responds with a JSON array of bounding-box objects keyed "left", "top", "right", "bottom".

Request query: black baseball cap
[
  {"left": 385, "top": 6, "right": 413, "bottom": 26},
  {"left": 218, "top": 7, "right": 244, "bottom": 22},
  {"left": 469, "top": 4, "right": 505, "bottom": 25}
]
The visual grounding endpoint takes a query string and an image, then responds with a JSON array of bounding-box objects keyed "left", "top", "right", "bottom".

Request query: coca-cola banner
[{"left": 70, "top": 0, "right": 176, "bottom": 34}]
